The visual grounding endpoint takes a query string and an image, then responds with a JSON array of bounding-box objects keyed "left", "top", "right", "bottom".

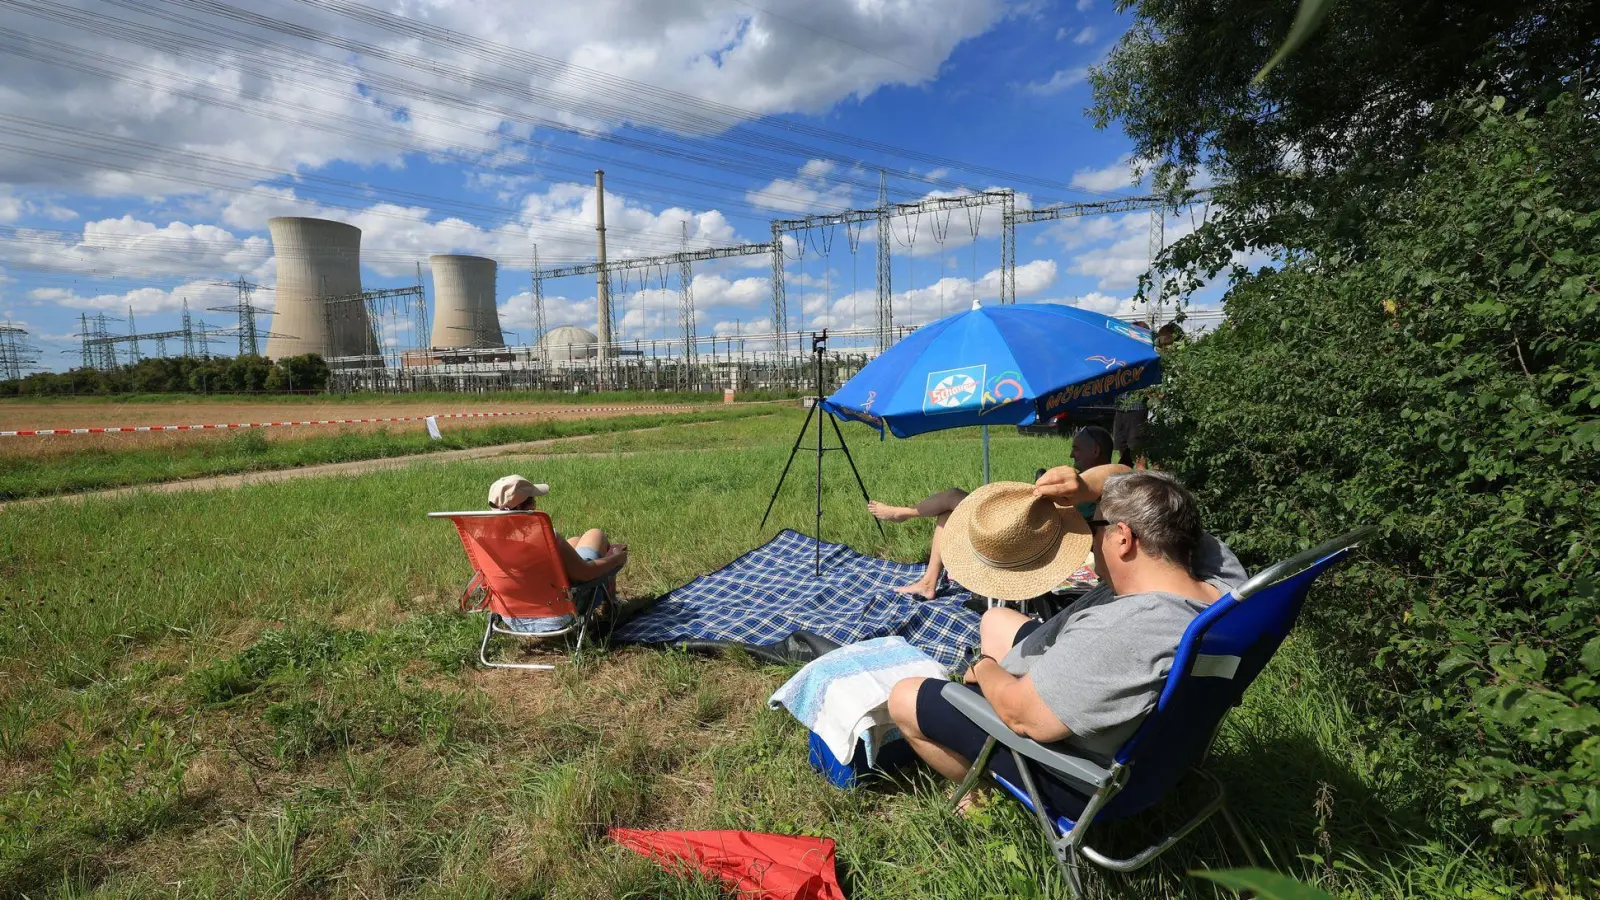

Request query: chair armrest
[{"left": 940, "top": 682, "right": 1114, "bottom": 792}]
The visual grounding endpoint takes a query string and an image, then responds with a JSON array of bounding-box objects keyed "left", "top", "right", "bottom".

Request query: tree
[
  {"left": 1090, "top": 0, "right": 1600, "bottom": 290},
  {"left": 1145, "top": 93, "right": 1599, "bottom": 861}
]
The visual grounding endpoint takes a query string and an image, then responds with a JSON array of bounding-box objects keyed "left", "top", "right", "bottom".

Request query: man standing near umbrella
[{"left": 866, "top": 425, "right": 1116, "bottom": 599}]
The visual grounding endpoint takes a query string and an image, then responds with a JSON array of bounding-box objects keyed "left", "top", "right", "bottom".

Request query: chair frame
[
  {"left": 946, "top": 525, "right": 1376, "bottom": 897},
  {"left": 430, "top": 510, "right": 617, "bottom": 671}
]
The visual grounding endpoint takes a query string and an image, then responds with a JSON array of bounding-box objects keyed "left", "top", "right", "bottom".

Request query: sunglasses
[{"left": 1086, "top": 519, "right": 1137, "bottom": 540}]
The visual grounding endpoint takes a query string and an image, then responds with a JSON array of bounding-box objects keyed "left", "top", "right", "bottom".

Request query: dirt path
[{"left": 0, "top": 418, "right": 760, "bottom": 510}]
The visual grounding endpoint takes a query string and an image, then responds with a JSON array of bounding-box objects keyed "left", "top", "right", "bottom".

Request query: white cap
[{"left": 488, "top": 475, "right": 549, "bottom": 509}]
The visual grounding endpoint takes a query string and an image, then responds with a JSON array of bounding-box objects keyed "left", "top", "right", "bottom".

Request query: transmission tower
[
  {"left": 412, "top": 263, "right": 430, "bottom": 349},
  {"left": 769, "top": 221, "right": 787, "bottom": 354},
  {"left": 208, "top": 276, "right": 268, "bottom": 356},
  {"left": 1147, "top": 204, "right": 1167, "bottom": 326},
  {"left": 678, "top": 222, "right": 697, "bottom": 378},
  {"left": 875, "top": 170, "right": 893, "bottom": 351},
  {"left": 531, "top": 243, "right": 547, "bottom": 354},
  {"left": 125, "top": 306, "right": 141, "bottom": 365},
  {"left": 182, "top": 300, "right": 197, "bottom": 357},
  {"left": 72, "top": 312, "right": 126, "bottom": 370},
  {"left": 0, "top": 322, "right": 40, "bottom": 381}
]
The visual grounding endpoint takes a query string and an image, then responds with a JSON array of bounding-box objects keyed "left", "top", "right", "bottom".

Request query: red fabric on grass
[{"left": 610, "top": 828, "right": 846, "bottom": 900}]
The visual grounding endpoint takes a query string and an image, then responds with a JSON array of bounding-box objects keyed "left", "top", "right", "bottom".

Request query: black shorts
[
  {"left": 915, "top": 620, "right": 1090, "bottom": 820},
  {"left": 1112, "top": 406, "right": 1148, "bottom": 452}
]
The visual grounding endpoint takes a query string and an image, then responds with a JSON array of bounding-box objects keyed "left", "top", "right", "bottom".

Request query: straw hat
[{"left": 942, "top": 481, "right": 1094, "bottom": 601}]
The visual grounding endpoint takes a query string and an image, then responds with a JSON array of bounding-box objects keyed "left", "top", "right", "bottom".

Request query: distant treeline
[{"left": 0, "top": 354, "right": 330, "bottom": 397}]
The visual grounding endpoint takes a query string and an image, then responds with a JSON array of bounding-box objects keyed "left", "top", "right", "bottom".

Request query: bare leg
[
  {"left": 894, "top": 509, "right": 953, "bottom": 600},
  {"left": 869, "top": 487, "right": 968, "bottom": 523},
  {"left": 569, "top": 529, "right": 616, "bottom": 606},
  {"left": 888, "top": 678, "right": 975, "bottom": 782},
  {"left": 978, "top": 607, "right": 1033, "bottom": 659},
  {"left": 570, "top": 528, "right": 610, "bottom": 555}
]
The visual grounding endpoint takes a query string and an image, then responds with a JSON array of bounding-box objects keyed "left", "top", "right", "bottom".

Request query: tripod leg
[
  {"left": 759, "top": 404, "right": 817, "bottom": 532},
  {"left": 828, "top": 413, "right": 885, "bottom": 537}
]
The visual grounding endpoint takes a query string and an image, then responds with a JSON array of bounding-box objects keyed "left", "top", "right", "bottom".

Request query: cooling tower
[
  {"left": 264, "top": 217, "right": 378, "bottom": 363},
  {"left": 429, "top": 254, "right": 503, "bottom": 348}
]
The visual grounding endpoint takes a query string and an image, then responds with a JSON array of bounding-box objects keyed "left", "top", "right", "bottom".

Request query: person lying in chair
[
  {"left": 488, "top": 474, "right": 628, "bottom": 633},
  {"left": 886, "top": 470, "right": 1247, "bottom": 815},
  {"left": 864, "top": 425, "right": 1115, "bottom": 600}
]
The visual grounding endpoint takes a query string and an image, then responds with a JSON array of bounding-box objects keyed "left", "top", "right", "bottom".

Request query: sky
[{"left": 0, "top": 0, "right": 1219, "bottom": 370}]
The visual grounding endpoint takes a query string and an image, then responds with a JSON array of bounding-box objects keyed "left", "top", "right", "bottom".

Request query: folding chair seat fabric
[
  {"left": 945, "top": 526, "right": 1376, "bottom": 896},
  {"left": 429, "top": 510, "right": 614, "bottom": 670}
]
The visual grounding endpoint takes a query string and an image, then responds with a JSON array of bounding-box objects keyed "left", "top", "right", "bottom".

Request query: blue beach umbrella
[{"left": 823, "top": 301, "right": 1162, "bottom": 479}]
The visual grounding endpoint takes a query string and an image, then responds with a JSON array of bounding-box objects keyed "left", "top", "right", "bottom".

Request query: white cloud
[
  {"left": 1073, "top": 27, "right": 1098, "bottom": 44},
  {"left": 803, "top": 258, "right": 1058, "bottom": 331},
  {"left": 0, "top": 0, "right": 1011, "bottom": 197},
  {"left": 1068, "top": 290, "right": 1140, "bottom": 317},
  {"left": 1070, "top": 154, "right": 1141, "bottom": 193},
  {"left": 0, "top": 190, "right": 77, "bottom": 225},
  {"left": 799, "top": 159, "right": 835, "bottom": 179},
  {"left": 1055, "top": 27, "right": 1069, "bottom": 40},
  {"left": 27, "top": 279, "right": 242, "bottom": 317},
  {"left": 1023, "top": 67, "right": 1089, "bottom": 96},
  {"left": 747, "top": 160, "right": 855, "bottom": 213},
  {"left": 1076, "top": 0, "right": 1093, "bottom": 10}
]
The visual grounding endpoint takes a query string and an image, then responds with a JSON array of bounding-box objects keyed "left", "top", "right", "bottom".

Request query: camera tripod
[{"left": 758, "top": 330, "right": 883, "bottom": 575}]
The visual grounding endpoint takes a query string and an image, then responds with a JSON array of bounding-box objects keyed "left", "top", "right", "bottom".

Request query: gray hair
[
  {"left": 1097, "top": 471, "right": 1202, "bottom": 569},
  {"left": 1074, "top": 426, "right": 1114, "bottom": 466}
]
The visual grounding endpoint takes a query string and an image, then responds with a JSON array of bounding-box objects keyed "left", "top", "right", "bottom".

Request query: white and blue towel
[{"left": 769, "top": 636, "right": 947, "bottom": 767}]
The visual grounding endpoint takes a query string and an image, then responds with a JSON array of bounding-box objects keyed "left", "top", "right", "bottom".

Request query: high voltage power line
[
  {"left": 5, "top": 0, "right": 1123, "bottom": 206},
  {"left": 0, "top": 0, "right": 1176, "bottom": 366}
]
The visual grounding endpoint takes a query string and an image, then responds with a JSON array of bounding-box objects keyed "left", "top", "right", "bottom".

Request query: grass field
[
  {"left": 0, "top": 389, "right": 797, "bottom": 409},
  {"left": 0, "top": 412, "right": 1534, "bottom": 898},
  {"left": 0, "top": 405, "right": 775, "bottom": 501}
]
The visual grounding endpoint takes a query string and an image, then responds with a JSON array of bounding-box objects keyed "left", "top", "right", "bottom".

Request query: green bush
[
  {"left": 0, "top": 353, "right": 328, "bottom": 396},
  {"left": 1149, "top": 93, "right": 1598, "bottom": 860}
]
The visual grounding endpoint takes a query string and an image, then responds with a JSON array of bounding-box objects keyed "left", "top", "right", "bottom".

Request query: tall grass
[{"left": 0, "top": 412, "right": 1535, "bottom": 898}]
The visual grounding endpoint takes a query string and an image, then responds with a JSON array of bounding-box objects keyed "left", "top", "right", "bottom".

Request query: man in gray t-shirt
[
  {"left": 887, "top": 468, "right": 1246, "bottom": 810},
  {"left": 999, "top": 531, "right": 1247, "bottom": 758}
]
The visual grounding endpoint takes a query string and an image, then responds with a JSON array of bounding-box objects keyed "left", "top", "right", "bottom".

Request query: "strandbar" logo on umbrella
[{"left": 923, "top": 365, "right": 986, "bottom": 414}]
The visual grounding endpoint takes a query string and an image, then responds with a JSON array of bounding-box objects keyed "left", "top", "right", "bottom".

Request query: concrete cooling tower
[
  {"left": 264, "top": 217, "right": 379, "bottom": 363},
  {"left": 429, "top": 254, "right": 503, "bottom": 349}
]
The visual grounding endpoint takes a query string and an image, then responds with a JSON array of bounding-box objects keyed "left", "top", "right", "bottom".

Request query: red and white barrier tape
[{"left": 0, "top": 405, "right": 686, "bottom": 437}]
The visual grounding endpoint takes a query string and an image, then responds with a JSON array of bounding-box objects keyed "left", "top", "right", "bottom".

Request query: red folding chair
[{"left": 429, "top": 509, "right": 615, "bottom": 671}]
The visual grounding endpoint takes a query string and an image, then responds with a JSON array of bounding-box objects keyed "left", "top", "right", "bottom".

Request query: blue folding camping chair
[{"left": 943, "top": 526, "right": 1376, "bottom": 897}]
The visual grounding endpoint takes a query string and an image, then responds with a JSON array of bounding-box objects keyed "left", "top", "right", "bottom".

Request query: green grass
[
  {"left": 0, "top": 388, "right": 800, "bottom": 407},
  {"left": 0, "top": 412, "right": 1551, "bottom": 898},
  {"left": 0, "top": 406, "right": 776, "bottom": 501}
]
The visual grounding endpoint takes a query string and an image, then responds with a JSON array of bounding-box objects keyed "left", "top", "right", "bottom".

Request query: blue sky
[{"left": 0, "top": 0, "right": 1208, "bottom": 370}]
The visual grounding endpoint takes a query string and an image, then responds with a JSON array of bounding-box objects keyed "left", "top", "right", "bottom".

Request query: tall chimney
[{"left": 595, "top": 169, "right": 611, "bottom": 364}]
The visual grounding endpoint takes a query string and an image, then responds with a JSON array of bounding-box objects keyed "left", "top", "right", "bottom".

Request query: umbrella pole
[{"left": 982, "top": 425, "right": 991, "bottom": 484}]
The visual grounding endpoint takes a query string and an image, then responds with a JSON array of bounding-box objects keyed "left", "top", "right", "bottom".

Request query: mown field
[
  {"left": 0, "top": 412, "right": 1527, "bottom": 898},
  {"left": 0, "top": 405, "right": 776, "bottom": 501}
]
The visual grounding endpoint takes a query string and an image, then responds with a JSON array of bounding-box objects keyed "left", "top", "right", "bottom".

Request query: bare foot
[
  {"left": 893, "top": 578, "right": 938, "bottom": 600},
  {"left": 954, "top": 786, "right": 993, "bottom": 817},
  {"left": 867, "top": 500, "right": 918, "bottom": 523}
]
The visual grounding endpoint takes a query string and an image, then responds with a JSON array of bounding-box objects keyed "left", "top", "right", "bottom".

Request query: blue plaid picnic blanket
[{"left": 613, "top": 529, "right": 980, "bottom": 672}]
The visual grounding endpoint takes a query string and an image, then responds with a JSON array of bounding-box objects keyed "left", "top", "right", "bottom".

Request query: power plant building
[
  {"left": 429, "top": 254, "right": 503, "bottom": 349},
  {"left": 263, "top": 217, "right": 379, "bottom": 363},
  {"left": 538, "top": 326, "right": 598, "bottom": 361}
]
